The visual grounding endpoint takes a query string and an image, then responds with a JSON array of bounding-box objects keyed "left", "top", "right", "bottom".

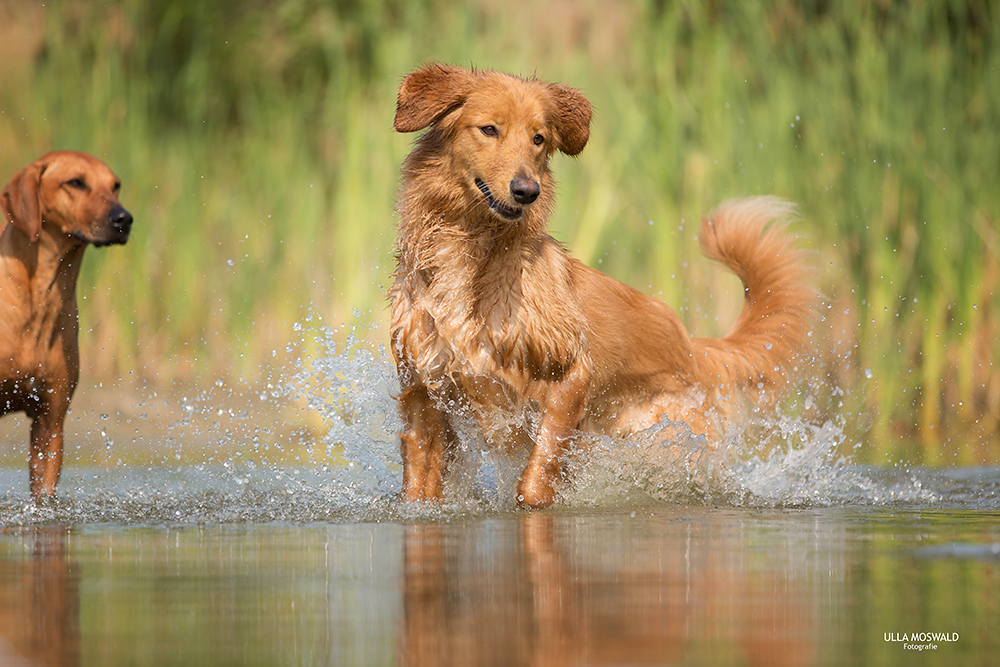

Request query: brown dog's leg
[
  {"left": 399, "top": 383, "right": 458, "bottom": 502},
  {"left": 517, "top": 360, "right": 591, "bottom": 508},
  {"left": 28, "top": 405, "right": 68, "bottom": 499}
]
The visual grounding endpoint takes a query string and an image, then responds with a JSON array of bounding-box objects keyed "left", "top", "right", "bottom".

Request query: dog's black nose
[
  {"left": 109, "top": 206, "right": 133, "bottom": 234},
  {"left": 510, "top": 178, "right": 540, "bottom": 205}
]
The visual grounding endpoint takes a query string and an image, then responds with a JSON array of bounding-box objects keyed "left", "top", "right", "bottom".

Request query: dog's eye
[
  {"left": 113, "top": 181, "right": 121, "bottom": 193},
  {"left": 533, "top": 134, "right": 545, "bottom": 146},
  {"left": 64, "top": 178, "right": 87, "bottom": 190},
  {"left": 480, "top": 125, "right": 499, "bottom": 138}
]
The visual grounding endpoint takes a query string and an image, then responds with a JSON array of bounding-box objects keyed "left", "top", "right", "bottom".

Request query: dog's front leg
[
  {"left": 28, "top": 402, "right": 68, "bottom": 499},
  {"left": 517, "top": 360, "right": 591, "bottom": 508},
  {"left": 398, "top": 382, "right": 458, "bottom": 502}
]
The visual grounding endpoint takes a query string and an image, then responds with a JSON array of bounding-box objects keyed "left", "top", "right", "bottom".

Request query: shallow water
[
  {"left": 0, "top": 483, "right": 998, "bottom": 666},
  {"left": 0, "top": 335, "right": 998, "bottom": 665}
]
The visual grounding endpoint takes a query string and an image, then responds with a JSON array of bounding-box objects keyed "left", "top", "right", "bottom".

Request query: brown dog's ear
[
  {"left": 547, "top": 83, "right": 592, "bottom": 156},
  {"left": 1, "top": 161, "right": 45, "bottom": 242},
  {"left": 394, "top": 63, "right": 475, "bottom": 133}
]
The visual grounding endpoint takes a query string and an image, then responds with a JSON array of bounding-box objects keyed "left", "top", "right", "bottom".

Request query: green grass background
[{"left": 0, "top": 0, "right": 997, "bottom": 462}]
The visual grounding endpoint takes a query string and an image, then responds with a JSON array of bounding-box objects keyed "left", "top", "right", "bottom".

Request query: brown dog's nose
[
  {"left": 109, "top": 206, "right": 133, "bottom": 234},
  {"left": 510, "top": 178, "right": 540, "bottom": 205}
]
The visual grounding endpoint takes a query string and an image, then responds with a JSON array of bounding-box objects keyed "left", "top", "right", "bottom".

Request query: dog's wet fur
[{"left": 388, "top": 64, "right": 816, "bottom": 507}]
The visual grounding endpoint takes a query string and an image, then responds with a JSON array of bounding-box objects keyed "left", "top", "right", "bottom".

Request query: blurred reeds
[{"left": 0, "top": 0, "right": 997, "bottom": 461}]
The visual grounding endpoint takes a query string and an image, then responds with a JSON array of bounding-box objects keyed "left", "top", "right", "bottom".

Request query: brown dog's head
[
  {"left": 1, "top": 150, "right": 132, "bottom": 247},
  {"left": 394, "top": 64, "right": 591, "bottom": 223}
]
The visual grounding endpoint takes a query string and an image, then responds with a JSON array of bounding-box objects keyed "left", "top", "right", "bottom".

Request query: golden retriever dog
[
  {"left": 1, "top": 151, "right": 133, "bottom": 498},
  {"left": 389, "top": 64, "right": 815, "bottom": 507}
]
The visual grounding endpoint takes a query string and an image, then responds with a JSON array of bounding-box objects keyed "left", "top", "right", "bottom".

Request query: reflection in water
[
  {"left": 0, "top": 505, "right": 995, "bottom": 665},
  {"left": 400, "top": 511, "right": 826, "bottom": 666},
  {"left": 0, "top": 528, "right": 79, "bottom": 666}
]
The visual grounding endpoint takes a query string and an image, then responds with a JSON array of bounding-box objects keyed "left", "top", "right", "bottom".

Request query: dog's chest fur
[{"left": 390, "top": 232, "right": 587, "bottom": 405}]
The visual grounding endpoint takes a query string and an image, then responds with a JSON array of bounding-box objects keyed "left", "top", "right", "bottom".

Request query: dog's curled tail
[{"left": 694, "top": 196, "right": 817, "bottom": 391}]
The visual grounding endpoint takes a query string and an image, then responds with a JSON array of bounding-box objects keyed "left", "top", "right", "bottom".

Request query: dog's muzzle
[
  {"left": 475, "top": 179, "right": 526, "bottom": 220},
  {"left": 83, "top": 205, "right": 133, "bottom": 247}
]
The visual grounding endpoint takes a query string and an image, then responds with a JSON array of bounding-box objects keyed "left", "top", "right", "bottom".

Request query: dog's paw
[{"left": 517, "top": 470, "right": 558, "bottom": 508}]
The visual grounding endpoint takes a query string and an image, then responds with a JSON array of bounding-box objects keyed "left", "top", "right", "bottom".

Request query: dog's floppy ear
[
  {"left": 547, "top": 84, "right": 592, "bottom": 156},
  {"left": 394, "top": 63, "right": 474, "bottom": 133},
  {"left": 1, "top": 160, "right": 45, "bottom": 242}
]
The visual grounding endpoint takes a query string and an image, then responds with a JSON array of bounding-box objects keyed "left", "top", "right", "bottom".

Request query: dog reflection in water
[{"left": 400, "top": 515, "right": 817, "bottom": 665}]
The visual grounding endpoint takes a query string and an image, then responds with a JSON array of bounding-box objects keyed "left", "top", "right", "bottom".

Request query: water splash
[
  {"left": 726, "top": 413, "right": 940, "bottom": 507},
  {"left": 287, "top": 325, "right": 968, "bottom": 511},
  {"left": 285, "top": 322, "right": 404, "bottom": 497},
  {"left": 0, "top": 324, "right": 996, "bottom": 526}
]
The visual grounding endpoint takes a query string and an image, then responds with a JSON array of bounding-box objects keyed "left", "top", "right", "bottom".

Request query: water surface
[{"left": 0, "top": 479, "right": 997, "bottom": 666}]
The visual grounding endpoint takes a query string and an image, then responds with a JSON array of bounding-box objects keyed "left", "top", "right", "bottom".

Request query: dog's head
[
  {"left": 1, "top": 150, "right": 132, "bottom": 248},
  {"left": 394, "top": 64, "right": 591, "bottom": 222}
]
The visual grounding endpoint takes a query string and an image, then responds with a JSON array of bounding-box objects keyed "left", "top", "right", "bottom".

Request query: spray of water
[
  {"left": 0, "top": 321, "right": 975, "bottom": 526},
  {"left": 288, "top": 324, "right": 943, "bottom": 511}
]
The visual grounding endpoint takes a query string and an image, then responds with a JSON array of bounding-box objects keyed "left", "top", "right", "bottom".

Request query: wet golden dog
[
  {"left": 1, "top": 151, "right": 133, "bottom": 498},
  {"left": 389, "top": 64, "right": 815, "bottom": 507}
]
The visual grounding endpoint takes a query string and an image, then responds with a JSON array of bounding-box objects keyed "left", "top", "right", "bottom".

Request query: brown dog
[
  {"left": 389, "top": 64, "right": 816, "bottom": 507},
  {"left": 0, "top": 151, "right": 132, "bottom": 498}
]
